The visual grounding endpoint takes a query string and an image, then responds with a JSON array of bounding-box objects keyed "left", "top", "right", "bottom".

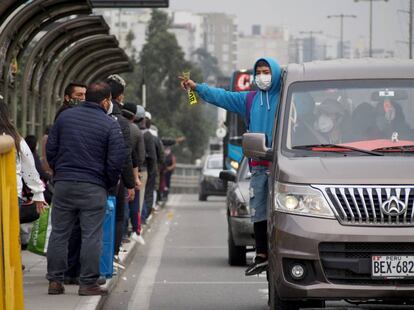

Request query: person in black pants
[
  {"left": 105, "top": 75, "right": 135, "bottom": 260},
  {"left": 52, "top": 82, "right": 87, "bottom": 285}
]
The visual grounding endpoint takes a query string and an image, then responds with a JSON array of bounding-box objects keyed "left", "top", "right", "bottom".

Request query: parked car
[
  {"left": 243, "top": 59, "right": 414, "bottom": 310},
  {"left": 198, "top": 153, "right": 226, "bottom": 201},
  {"left": 220, "top": 157, "right": 254, "bottom": 266}
]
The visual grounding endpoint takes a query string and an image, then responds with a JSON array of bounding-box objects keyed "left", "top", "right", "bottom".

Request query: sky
[{"left": 169, "top": 0, "right": 412, "bottom": 58}]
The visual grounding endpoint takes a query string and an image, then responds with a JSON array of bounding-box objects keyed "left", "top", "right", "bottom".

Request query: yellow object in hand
[{"left": 182, "top": 71, "right": 198, "bottom": 105}]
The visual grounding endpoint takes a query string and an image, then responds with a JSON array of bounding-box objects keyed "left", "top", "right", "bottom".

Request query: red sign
[{"left": 232, "top": 72, "right": 253, "bottom": 92}]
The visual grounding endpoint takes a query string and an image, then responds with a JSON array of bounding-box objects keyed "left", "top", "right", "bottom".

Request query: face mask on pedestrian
[
  {"left": 316, "top": 114, "right": 334, "bottom": 133},
  {"left": 106, "top": 100, "right": 113, "bottom": 115},
  {"left": 67, "top": 98, "right": 81, "bottom": 106},
  {"left": 255, "top": 74, "right": 272, "bottom": 91}
]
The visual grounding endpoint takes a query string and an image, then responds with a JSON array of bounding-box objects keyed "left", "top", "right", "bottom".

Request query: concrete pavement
[{"left": 21, "top": 213, "right": 147, "bottom": 310}]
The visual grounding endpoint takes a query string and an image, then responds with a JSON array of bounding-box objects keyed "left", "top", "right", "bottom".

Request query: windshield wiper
[
  {"left": 373, "top": 144, "right": 414, "bottom": 153},
  {"left": 293, "top": 144, "right": 384, "bottom": 156}
]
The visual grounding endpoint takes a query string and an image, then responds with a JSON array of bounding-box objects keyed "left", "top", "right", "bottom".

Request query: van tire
[
  {"left": 228, "top": 225, "right": 246, "bottom": 266},
  {"left": 269, "top": 275, "right": 299, "bottom": 310}
]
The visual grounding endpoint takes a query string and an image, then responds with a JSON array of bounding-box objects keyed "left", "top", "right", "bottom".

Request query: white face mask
[
  {"left": 255, "top": 74, "right": 272, "bottom": 91},
  {"left": 317, "top": 114, "right": 334, "bottom": 133},
  {"left": 107, "top": 101, "right": 113, "bottom": 115}
]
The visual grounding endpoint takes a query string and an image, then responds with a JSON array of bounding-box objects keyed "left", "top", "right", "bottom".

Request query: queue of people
[{"left": 1, "top": 74, "right": 176, "bottom": 297}]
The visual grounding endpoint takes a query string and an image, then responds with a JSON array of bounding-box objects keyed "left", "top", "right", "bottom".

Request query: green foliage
[{"left": 123, "top": 9, "right": 213, "bottom": 163}]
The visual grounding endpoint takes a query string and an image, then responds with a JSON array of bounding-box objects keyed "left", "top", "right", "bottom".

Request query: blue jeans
[
  {"left": 249, "top": 167, "right": 269, "bottom": 223},
  {"left": 123, "top": 189, "right": 140, "bottom": 235}
]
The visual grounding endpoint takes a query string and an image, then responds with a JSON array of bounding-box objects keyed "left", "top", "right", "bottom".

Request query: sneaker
[
  {"left": 78, "top": 284, "right": 108, "bottom": 296},
  {"left": 97, "top": 276, "right": 107, "bottom": 285},
  {"left": 245, "top": 256, "right": 268, "bottom": 276},
  {"left": 48, "top": 281, "right": 65, "bottom": 295},
  {"left": 131, "top": 232, "right": 145, "bottom": 245}
]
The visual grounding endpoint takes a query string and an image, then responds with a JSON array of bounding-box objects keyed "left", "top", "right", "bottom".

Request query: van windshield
[{"left": 284, "top": 79, "right": 414, "bottom": 156}]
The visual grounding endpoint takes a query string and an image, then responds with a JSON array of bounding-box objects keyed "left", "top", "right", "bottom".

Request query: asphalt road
[{"left": 102, "top": 194, "right": 414, "bottom": 310}]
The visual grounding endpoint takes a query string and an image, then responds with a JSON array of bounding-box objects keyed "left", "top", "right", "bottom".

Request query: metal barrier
[
  {"left": 170, "top": 163, "right": 201, "bottom": 194},
  {"left": 0, "top": 135, "right": 24, "bottom": 310}
]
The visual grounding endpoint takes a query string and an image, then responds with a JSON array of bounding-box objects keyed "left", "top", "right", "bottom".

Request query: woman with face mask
[{"left": 314, "top": 98, "right": 346, "bottom": 144}]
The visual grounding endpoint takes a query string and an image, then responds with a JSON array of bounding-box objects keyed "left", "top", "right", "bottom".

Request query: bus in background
[{"left": 223, "top": 69, "right": 254, "bottom": 171}]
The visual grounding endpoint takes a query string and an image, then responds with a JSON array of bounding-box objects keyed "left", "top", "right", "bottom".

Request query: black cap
[{"left": 122, "top": 102, "right": 137, "bottom": 117}]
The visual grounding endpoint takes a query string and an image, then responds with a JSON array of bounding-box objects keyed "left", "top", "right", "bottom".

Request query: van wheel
[
  {"left": 228, "top": 225, "right": 246, "bottom": 266},
  {"left": 269, "top": 275, "right": 299, "bottom": 310}
]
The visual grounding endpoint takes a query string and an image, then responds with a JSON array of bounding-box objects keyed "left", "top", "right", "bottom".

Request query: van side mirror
[
  {"left": 219, "top": 170, "right": 237, "bottom": 183},
  {"left": 242, "top": 133, "right": 273, "bottom": 161}
]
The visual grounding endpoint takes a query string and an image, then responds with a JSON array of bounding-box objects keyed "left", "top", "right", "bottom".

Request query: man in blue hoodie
[{"left": 180, "top": 57, "right": 282, "bottom": 276}]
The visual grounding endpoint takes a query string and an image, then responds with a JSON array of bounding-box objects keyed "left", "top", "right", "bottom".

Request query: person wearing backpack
[{"left": 180, "top": 57, "right": 282, "bottom": 276}]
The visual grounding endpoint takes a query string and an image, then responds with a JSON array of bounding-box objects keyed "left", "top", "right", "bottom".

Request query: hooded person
[{"left": 180, "top": 57, "right": 282, "bottom": 276}]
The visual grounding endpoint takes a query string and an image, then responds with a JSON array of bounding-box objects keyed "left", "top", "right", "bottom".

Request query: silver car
[
  {"left": 220, "top": 157, "right": 254, "bottom": 266},
  {"left": 198, "top": 153, "right": 226, "bottom": 201}
]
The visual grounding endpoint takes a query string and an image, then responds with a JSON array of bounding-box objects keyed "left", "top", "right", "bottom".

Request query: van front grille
[
  {"left": 315, "top": 186, "right": 414, "bottom": 226},
  {"left": 319, "top": 242, "right": 414, "bottom": 285}
]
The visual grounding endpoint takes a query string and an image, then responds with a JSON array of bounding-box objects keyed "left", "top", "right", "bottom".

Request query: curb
[{"left": 84, "top": 203, "right": 164, "bottom": 310}]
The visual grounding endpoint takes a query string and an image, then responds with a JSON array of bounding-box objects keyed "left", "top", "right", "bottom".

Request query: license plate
[{"left": 372, "top": 255, "right": 414, "bottom": 278}]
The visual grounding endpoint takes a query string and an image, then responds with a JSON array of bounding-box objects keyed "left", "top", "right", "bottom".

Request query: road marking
[
  {"left": 155, "top": 281, "right": 267, "bottom": 285},
  {"left": 165, "top": 246, "right": 227, "bottom": 249},
  {"left": 127, "top": 198, "right": 175, "bottom": 310}
]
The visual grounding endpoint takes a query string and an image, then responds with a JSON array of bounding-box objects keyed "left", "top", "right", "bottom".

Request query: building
[
  {"left": 201, "top": 13, "right": 238, "bottom": 76},
  {"left": 301, "top": 36, "right": 327, "bottom": 62},
  {"left": 94, "top": 8, "right": 151, "bottom": 59},
  {"left": 169, "top": 11, "right": 204, "bottom": 62},
  {"left": 237, "top": 25, "right": 289, "bottom": 69}
]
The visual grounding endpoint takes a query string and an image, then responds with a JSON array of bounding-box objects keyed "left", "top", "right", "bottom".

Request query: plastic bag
[{"left": 27, "top": 206, "right": 52, "bottom": 256}]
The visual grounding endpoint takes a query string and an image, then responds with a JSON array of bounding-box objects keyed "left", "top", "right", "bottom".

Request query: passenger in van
[
  {"left": 374, "top": 99, "right": 413, "bottom": 140},
  {"left": 291, "top": 92, "right": 319, "bottom": 146},
  {"left": 180, "top": 57, "right": 282, "bottom": 277},
  {"left": 313, "top": 98, "right": 347, "bottom": 144},
  {"left": 350, "top": 102, "right": 377, "bottom": 141}
]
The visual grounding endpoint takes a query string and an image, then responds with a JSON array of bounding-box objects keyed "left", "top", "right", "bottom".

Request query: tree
[{"left": 123, "top": 9, "right": 213, "bottom": 163}]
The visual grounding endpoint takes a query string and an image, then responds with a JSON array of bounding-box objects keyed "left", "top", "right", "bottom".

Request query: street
[
  {"left": 103, "top": 194, "right": 268, "bottom": 310},
  {"left": 101, "top": 194, "right": 414, "bottom": 310}
]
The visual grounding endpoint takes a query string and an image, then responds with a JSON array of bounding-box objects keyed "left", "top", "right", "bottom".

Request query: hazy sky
[{"left": 170, "top": 0, "right": 412, "bottom": 58}]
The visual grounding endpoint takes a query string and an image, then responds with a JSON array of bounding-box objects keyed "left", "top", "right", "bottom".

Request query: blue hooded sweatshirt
[{"left": 195, "top": 57, "right": 282, "bottom": 147}]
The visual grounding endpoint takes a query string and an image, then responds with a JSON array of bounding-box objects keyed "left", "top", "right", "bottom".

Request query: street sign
[{"left": 91, "top": 0, "right": 169, "bottom": 8}]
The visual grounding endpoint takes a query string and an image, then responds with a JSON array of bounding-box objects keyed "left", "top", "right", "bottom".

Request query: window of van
[{"left": 284, "top": 80, "right": 414, "bottom": 156}]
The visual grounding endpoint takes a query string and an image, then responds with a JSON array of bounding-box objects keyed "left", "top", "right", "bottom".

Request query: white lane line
[
  {"left": 165, "top": 246, "right": 227, "bottom": 249},
  {"left": 128, "top": 201, "right": 173, "bottom": 310},
  {"left": 155, "top": 281, "right": 267, "bottom": 285}
]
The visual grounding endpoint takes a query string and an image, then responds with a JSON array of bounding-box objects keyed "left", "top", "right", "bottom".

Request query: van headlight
[{"left": 274, "top": 183, "right": 335, "bottom": 218}]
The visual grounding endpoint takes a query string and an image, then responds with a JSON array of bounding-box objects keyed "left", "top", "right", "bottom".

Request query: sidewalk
[{"left": 22, "top": 221, "right": 144, "bottom": 310}]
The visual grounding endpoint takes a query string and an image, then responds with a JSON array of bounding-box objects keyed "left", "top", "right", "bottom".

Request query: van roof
[{"left": 286, "top": 58, "right": 414, "bottom": 82}]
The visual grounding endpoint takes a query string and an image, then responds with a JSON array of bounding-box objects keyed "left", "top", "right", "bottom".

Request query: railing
[
  {"left": 0, "top": 135, "right": 24, "bottom": 310},
  {"left": 170, "top": 163, "right": 201, "bottom": 194}
]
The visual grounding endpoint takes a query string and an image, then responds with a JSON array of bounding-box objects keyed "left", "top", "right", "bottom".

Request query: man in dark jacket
[
  {"left": 105, "top": 75, "right": 135, "bottom": 259},
  {"left": 54, "top": 82, "right": 86, "bottom": 121},
  {"left": 46, "top": 82, "right": 125, "bottom": 296},
  {"left": 121, "top": 103, "right": 146, "bottom": 243}
]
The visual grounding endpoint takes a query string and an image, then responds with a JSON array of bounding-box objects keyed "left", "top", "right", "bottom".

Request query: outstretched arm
[{"left": 179, "top": 77, "right": 247, "bottom": 116}]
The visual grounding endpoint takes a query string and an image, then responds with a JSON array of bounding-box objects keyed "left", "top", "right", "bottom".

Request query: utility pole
[
  {"left": 354, "top": 0, "right": 388, "bottom": 57},
  {"left": 397, "top": 0, "right": 413, "bottom": 59},
  {"left": 299, "top": 31, "right": 323, "bottom": 61},
  {"left": 327, "top": 14, "right": 357, "bottom": 58},
  {"left": 410, "top": 0, "right": 413, "bottom": 58}
]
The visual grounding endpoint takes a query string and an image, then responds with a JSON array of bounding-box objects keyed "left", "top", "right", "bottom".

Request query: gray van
[{"left": 243, "top": 59, "right": 414, "bottom": 310}]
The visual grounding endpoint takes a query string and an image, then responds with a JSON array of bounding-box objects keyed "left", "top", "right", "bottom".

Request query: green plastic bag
[{"left": 27, "top": 206, "right": 52, "bottom": 256}]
